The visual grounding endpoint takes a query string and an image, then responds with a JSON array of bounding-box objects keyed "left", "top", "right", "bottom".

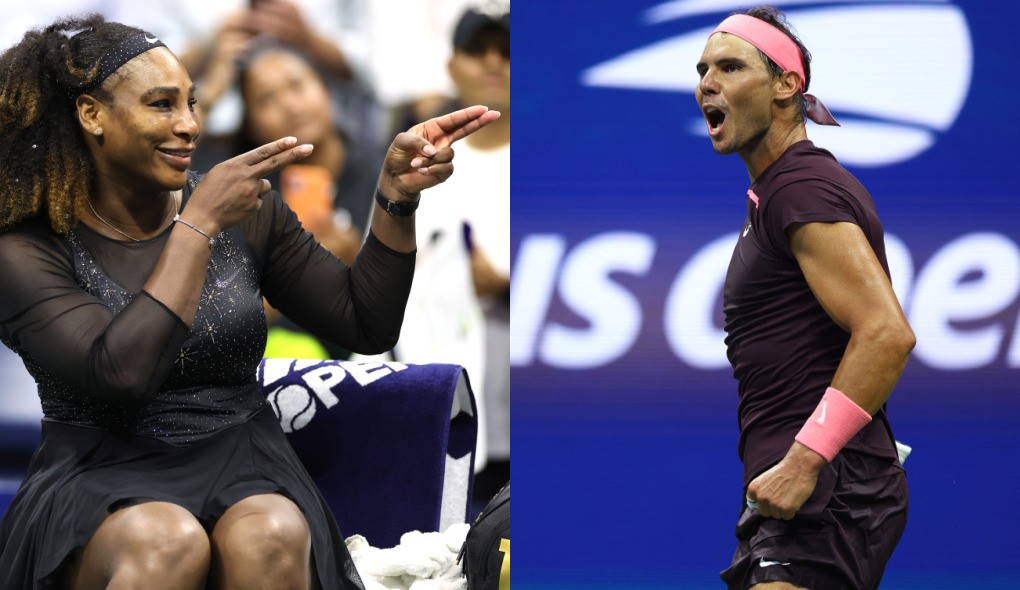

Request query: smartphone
[{"left": 280, "top": 164, "right": 334, "bottom": 231}]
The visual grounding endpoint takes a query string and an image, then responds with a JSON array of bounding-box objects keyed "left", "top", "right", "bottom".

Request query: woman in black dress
[{"left": 0, "top": 14, "right": 498, "bottom": 589}]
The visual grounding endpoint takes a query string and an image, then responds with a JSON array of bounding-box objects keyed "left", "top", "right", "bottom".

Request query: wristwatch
[{"left": 375, "top": 189, "right": 420, "bottom": 217}]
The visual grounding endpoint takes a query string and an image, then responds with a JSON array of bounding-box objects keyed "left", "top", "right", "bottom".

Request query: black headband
[{"left": 77, "top": 32, "right": 167, "bottom": 96}]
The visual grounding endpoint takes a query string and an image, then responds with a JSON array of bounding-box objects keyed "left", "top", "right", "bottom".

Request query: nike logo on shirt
[
  {"left": 216, "top": 267, "right": 243, "bottom": 289},
  {"left": 759, "top": 557, "right": 791, "bottom": 568}
]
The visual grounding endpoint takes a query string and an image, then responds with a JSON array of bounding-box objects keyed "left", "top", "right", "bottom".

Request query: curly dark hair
[
  {"left": 744, "top": 5, "right": 812, "bottom": 122},
  {"left": 0, "top": 14, "right": 147, "bottom": 234}
]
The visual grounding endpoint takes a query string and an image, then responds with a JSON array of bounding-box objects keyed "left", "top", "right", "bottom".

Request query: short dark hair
[
  {"left": 744, "top": 5, "right": 811, "bottom": 122},
  {"left": 0, "top": 14, "right": 148, "bottom": 234}
]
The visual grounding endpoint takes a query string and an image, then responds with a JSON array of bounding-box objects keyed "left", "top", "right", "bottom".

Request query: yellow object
[
  {"left": 499, "top": 538, "right": 510, "bottom": 590},
  {"left": 264, "top": 327, "right": 330, "bottom": 360}
]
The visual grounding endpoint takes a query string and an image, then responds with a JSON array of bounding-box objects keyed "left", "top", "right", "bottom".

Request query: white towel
[{"left": 347, "top": 523, "right": 471, "bottom": 590}]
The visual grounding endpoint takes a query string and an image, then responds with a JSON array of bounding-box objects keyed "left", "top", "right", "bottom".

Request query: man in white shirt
[{"left": 397, "top": 2, "right": 510, "bottom": 511}]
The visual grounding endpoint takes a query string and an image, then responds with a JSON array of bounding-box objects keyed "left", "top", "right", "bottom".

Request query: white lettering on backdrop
[{"left": 512, "top": 231, "right": 1020, "bottom": 371}]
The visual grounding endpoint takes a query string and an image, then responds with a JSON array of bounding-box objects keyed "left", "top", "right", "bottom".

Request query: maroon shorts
[{"left": 720, "top": 449, "right": 908, "bottom": 590}]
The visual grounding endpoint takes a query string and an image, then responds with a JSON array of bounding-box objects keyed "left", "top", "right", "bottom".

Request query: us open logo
[
  {"left": 581, "top": 0, "right": 972, "bottom": 167},
  {"left": 260, "top": 359, "right": 408, "bottom": 433}
]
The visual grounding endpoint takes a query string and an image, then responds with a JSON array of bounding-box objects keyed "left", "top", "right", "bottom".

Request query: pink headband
[{"left": 712, "top": 14, "right": 839, "bottom": 126}]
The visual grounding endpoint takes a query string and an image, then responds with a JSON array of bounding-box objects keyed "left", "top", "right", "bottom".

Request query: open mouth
[{"left": 705, "top": 107, "right": 726, "bottom": 132}]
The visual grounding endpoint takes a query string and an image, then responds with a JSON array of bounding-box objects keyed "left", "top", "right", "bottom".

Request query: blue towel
[{"left": 259, "top": 359, "right": 478, "bottom": 548}]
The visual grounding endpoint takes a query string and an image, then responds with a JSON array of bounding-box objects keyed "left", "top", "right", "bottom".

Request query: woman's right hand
[
  {"left": 181, "top": 137, "right": 313, "bottom": 236},
  {"left": 377, "top": 105, "right": 500, "bottom": 200}
]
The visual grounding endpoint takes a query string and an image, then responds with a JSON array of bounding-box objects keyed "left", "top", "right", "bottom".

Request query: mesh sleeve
[
  {"left": 257, "top": 193, "right": 416, "bottom": 355},
  {"left": 0, "top": 228, "right": 189, "bottom": 406}
]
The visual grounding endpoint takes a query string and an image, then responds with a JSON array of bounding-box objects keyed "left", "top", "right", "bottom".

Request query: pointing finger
[
  {"left": 238, "top": 136, "right": 299, "bottom": 166},
  {"left": 250, "top": 143, "right": 314, "bottom": 177},
  {"left": 430, "top": 105, "right": 501, "bottom": 145}
]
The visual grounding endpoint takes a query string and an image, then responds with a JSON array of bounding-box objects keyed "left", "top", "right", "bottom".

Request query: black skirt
[{"left": 0, "top": 407, "right": 365, "bottom": 589}]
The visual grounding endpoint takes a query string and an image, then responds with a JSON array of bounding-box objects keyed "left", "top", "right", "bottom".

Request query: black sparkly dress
[{"left": 0, "top": 172, "right": 414, "bottom": 588}]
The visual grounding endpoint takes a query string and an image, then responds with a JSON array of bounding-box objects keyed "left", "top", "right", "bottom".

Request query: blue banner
[{"left": 512, "top": 1, "right": 1019, "bottom": 588}]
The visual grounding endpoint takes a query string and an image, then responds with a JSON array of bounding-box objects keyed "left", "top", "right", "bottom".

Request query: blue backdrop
[{"left": 512, "top": 1, "right": 1019, "bottom": 588}]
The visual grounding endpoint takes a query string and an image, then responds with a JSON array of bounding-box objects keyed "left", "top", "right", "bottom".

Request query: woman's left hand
[{"left": 378, "top": 105, "right": 501, "bottom": 201}]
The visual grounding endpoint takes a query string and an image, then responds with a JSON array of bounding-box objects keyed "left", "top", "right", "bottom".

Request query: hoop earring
[{"left": 92, "top": 127, "right": 103, "bottom": 136}]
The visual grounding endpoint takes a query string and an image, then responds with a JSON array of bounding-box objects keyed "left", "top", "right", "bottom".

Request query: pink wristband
[{"left": 794, "top": 386, "right": 872, "bottom": 462}]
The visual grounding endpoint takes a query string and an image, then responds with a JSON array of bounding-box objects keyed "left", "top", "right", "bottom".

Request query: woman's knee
[
  {"left": 213, "top": 495, "right": 311, "bottom": 570},
  {"left": 74, "top": 502, "right": 210, "bottom": 588},
  {"left": 113, "top": 502, "right": 210, "bottom": 571}
]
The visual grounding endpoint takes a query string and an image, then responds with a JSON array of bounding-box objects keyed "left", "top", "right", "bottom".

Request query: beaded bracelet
[{"left": 173, "top": 214, "right": 217, "bottom": 250}]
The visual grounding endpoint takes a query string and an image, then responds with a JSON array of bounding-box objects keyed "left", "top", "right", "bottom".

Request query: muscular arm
[
  {"left": 791, "top": 221, "right": 915, "bottom": 413},
  {"left": 747, "top": 221, "right": 915, "bottom": 519}
]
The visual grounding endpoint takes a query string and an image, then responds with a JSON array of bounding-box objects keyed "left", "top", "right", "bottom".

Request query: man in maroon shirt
[{"left": 695, "top": 6, "right": 915, "bottom": 589}]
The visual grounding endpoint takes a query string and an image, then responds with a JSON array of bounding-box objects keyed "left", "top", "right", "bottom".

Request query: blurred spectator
[
  {"left": 388, "top": 2, "right": 510, "bottom": 510},
  {"left": 194, "top": 39, "right": 384, "bottom": 360},
  {"left": 339, "top": 0, "right": 474, "bottom": 136},
  {"left": 118, "top": 0, "right": 383, "bottom": 147}
]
